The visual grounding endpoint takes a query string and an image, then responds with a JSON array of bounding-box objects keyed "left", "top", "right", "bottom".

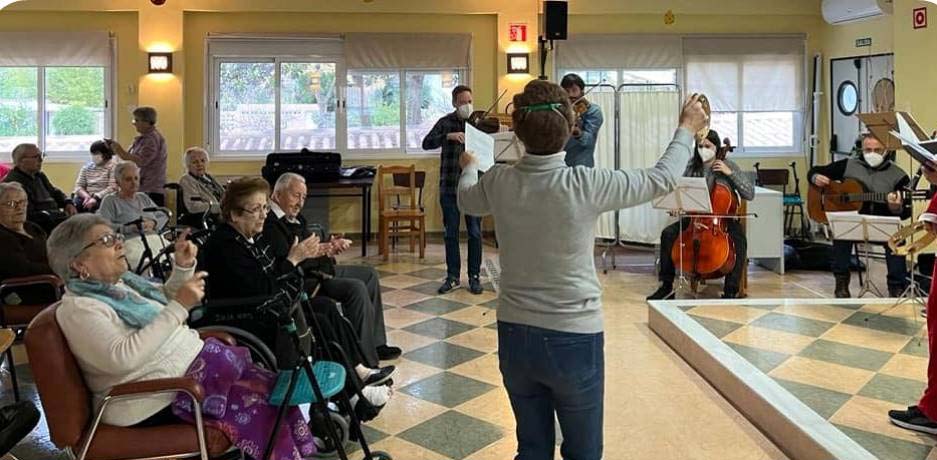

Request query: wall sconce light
[
  {"left": 507, "top": 53, "right": 529, "bottom": 74},
  {"left": 148, "top": 52, "right": 172, "bottom": 73}
]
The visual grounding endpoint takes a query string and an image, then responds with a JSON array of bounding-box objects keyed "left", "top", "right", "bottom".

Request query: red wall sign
[
  {"left": 509, "top": 23, "right": 527, "bottom": 42},
  {"left": 914, "top": 7, "right": 927, "bottom": 29}
]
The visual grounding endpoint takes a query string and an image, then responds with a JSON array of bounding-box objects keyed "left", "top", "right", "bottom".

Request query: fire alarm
[{"left": 151, "top": 0, "right": 166, "bottom": 5}]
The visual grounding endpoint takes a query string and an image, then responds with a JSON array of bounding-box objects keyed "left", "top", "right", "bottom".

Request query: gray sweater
[{"left": 457, "top": 128, "right": 694, "bottom": 334}]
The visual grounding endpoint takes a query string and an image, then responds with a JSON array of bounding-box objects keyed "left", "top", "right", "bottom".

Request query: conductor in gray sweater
[{"left": 457, "top": 80, "right": 707, "bottom": 460}]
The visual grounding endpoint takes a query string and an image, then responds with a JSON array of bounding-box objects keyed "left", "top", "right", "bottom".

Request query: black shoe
[
  {"left": 722, "top": 291, "right": 739, "bottom": 299},
  {"left": 438, "top": 278, "right": 460, "bottom": 294},
  {"left": 362, "top": 365, "right": 396, "bottom": 386},
  {"left": 889, "top": 406, "right": 937, "bottom": 435},
  {"left": 376, "top": 345, "right": 402, "bottom": 361},
  {"left": 834, "top": 273, "right": 851, "bottom": 298},
  {"left": 889, "top": 285, "right": 907, "bottom": 298},
  {"left": 646, "top": 284, "right": 675, "bottom": 300},
  {"left": 468, "top": 276, "right": 483, "bottom": 295}
]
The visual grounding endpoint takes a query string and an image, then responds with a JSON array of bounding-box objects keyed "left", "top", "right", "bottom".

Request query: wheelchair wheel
[
  {"left": 365, "top": 452, "right": 392, "bottom": 460},
  {"left": 195, "top": 326, "right": 277, "bottom": 370},
  {"left": 309, "top": 411, "right": 350, "bottom": 458}
]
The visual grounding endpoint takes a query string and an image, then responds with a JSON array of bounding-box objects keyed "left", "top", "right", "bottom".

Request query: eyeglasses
[
  {"left": 1, "top": 199, "right": 27, "bottom": 210},
  {"left": 80, "top": 232, "right": 125, "bottom": 253},
  {"left": 238, "top": 204, "right": 270, "bottom": 216}
]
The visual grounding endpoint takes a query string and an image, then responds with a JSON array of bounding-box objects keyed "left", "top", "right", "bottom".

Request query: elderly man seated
[
  {"left": 2, "top": 143, "right": 76, "bottom": 233},
  {"left": 265, "top": 172, "right": 401, "bottom": 361}
]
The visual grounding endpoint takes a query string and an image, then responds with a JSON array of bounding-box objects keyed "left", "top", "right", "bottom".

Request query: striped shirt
[{"left": 74, "top": 158, "right": 118, "bottom": 198}]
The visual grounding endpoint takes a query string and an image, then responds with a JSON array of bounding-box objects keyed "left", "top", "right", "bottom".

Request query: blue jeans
[
  {"left": 440, "top": 193, "right": 481, "bottom": 280},
  {"left": 498, "top": 321, "right": 604, "bottom": 460}
]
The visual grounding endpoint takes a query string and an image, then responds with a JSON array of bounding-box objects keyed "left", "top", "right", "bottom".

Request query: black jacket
[
  {"left": 2, "top": 167, "right": 71, "bottom": 219},
  {"left": 262, "top": 211, "right": 335, "bottom": 287},
  {"left": 197, "top": 222, "right": 296, "bottom": 300}
]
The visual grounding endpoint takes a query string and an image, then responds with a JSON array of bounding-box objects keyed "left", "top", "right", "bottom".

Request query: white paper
[
  {"left": 892, "top": 112, "right": 937, "bottom": 163},
  {"left": 827, "top": 211, "right": 901, "bottom": 243},
  {"left": 652, "top": 177, "right": 712, "bottom": 213},
  {"left": 465, "top": 123, "right": 495, "bottom": 172}
]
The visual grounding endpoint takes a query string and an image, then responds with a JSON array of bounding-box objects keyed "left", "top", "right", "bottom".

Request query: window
[
  {"left": 0, "top": 66, "right": 109, "bottom": 156},
  {"left": 0, "top": 32, "right": 113, "bottom": 159},
  {"left": 347, "top": 69, "right": 463, "bottom": 152},
  {"left": 557, "top": 68, "right": 678, "bottom": 92},
  {"left": 684, "top": 37, "right": 805, "bottom": 155},
  {"left": 208, "top": 33, "right": 470, "bottom": 158}
]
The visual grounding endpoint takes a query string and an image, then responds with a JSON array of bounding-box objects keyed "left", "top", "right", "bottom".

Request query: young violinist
[
  {"left": 807, "top": 134, "right": 910, "bottom": 298},
  {"left": 889, "top": 161, "right": 937, "bottom": 434},
  {"left": 421, "top": 85, "right": 484, "bottom": 295},
  {"left": 647, "top": 129, "right": 754, "bottom": 300},
  {"left": 560, "top": 73, "right": 604, "bottom": 168}
]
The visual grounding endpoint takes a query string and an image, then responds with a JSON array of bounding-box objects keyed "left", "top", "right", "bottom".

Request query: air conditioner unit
[{"left": 822, "top": 0, "right": 893, "bottom": 25}]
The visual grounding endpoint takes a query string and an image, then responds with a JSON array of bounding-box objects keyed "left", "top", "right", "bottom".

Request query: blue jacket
[{"left": 564, "top": 103, "right": 604, "bottom": 167}]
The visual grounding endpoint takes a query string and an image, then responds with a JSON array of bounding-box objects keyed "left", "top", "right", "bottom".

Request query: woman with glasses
[
  {"left": 49, "top": 214, "right": 316, "bottom": 459},
  {"left": 0, "top": 183, "right": 55, "bottom": 295},
  {"left": 198, "top": 177, "right": 395, "bottom": 409},
  {"left": 97, "top": 162, "right": 169, "bottom": 274}
]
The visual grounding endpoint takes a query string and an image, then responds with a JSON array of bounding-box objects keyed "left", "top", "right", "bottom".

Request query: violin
[
  {"left": 670, "top": 138, "right": 740, "bottom": 282},
  {"left": 468, "top": 89, "right": 508, "bottom": 134}
]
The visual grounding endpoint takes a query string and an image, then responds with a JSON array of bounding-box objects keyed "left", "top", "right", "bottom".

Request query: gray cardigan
[{"left": 457, "top": 128, "right": 694, "bottom": 334}]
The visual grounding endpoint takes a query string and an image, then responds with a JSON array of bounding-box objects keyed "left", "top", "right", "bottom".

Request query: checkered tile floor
[{"left": 681, "top": 299, "right": 934, "bottom": 460}]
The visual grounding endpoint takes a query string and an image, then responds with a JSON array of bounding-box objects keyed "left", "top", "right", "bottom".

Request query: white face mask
[
  {"left": 92, "top": 154, "right": 105, "bottom": 166},
  {"left": 698, "top": 147, "right": 717, "bottom": 163},
  {"left": 456, "top": 103, "right": 474, "bottom": 120},
  {"left": 864, "top": 152, "right": 885, "bottom": 168}
]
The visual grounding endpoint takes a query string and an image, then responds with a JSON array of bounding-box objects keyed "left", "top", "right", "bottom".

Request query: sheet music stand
[
  {"left": 827, "top": 212, "right": 902, "bottom": 298},
  {"left": 653, "top": 177, "right": 713, "bottom": 298}
]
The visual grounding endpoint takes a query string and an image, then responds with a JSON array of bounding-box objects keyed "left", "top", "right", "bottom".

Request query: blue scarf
[{"left": 66, "top": 272, "right": 168, "bottom": 328}]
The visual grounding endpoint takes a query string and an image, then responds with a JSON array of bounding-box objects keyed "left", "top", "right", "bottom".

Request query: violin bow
[
  {"left": 479, "top": 89, "right": 509, "bottom": 119},
  {"left": 569, "top": 78, "right": 606, "bottom": 106}
]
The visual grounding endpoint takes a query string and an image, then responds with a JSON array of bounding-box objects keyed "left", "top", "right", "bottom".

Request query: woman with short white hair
[
  {"left": 179, "top": 146, "right": 224, "bottom": 219},
  {"left": 97, "top": 162, "right": 169, "bottom": 273}
]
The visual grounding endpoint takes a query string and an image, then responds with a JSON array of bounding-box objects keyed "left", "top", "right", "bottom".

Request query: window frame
[{"left": 0, "top": 64, "right": 114, "bottom": 162}]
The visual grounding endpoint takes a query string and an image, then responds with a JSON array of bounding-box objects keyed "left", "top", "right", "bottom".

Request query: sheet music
[
  {"left": 892, "top": 112, "right": 937, "bottom": 164},
  {"left": 465, "top": 123, "right": 495, "bottom": 172},
  {"left": 827, "top": 211, "right": 901, "bottom": 243},
  {"left": 652, "top": 177, "right": 712, "bottom": 213}
]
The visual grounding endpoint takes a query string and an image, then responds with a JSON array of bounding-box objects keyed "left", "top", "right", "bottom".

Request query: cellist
[{"left": 647, "top": 129, "right": 754, "bottom": 300}]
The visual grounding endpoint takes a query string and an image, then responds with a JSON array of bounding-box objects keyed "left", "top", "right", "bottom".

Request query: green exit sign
[{"left": 856, "top": 37, "right": 873, "bottom": 47}]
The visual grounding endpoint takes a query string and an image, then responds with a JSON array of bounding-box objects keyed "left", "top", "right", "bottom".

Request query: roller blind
[
  {"left": 0, "top": 31, "right": 111, "bottom": 66},
  {"left": 345, "top": 33, "right": 471, "bottom": 69},
  {"left": 556, "top": 34, "right": 683, "bottom": 69},
  {"left": 206, "top": 34, "right": 344, "bottom": 58},
  {"left": 684, "top": 36, "right": 805, "bottom": 112}
]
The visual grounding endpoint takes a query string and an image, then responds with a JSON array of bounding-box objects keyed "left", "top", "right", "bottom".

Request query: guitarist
[
  {"left": 808, "top": 134, "right": 911, "bottom": 298},
  {"left": 647, "top": 129, "right": 755, "bottom": 300}
]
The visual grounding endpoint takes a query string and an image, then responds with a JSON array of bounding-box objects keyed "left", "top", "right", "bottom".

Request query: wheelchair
[{"left": 187, "top": 290, "right": 392, "bottom": 460}]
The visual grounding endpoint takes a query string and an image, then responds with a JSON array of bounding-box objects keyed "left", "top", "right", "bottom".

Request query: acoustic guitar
[{"left": 807, "top": 178, "right": 926, "bottom": 224}]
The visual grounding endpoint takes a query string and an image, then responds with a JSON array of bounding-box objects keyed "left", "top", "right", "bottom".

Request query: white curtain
[
  {"left": 617, "top": 90, "right": 682, "bottom": 244},
  {"left": 592, "top": 90, "right": 618, "bottom": 239},
  {"left": 0, "top": 31, "right": 111, "bottom": 66}
]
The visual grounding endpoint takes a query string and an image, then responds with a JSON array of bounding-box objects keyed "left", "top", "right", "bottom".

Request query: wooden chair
[
  {"left": 377, "top": 165, "right": 425, "bottom": 261},
  {"left": 390, "top": 171, "right": 427, "bottom": 251}
]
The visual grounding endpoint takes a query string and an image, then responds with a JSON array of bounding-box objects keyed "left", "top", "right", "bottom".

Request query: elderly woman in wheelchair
[
  {"left": 197, "top": 177, "right": 395, "bottom": 414},
  {"left": 97, "top": 161, "right": 172, "bottom": 275},
  {"left": 48, "top": 214, "right": 317, "bottom": 460}
]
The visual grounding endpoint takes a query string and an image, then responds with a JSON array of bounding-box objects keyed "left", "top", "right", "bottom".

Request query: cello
[{"left": 670, "top": 137, "right": 740, "bottom": 283}]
